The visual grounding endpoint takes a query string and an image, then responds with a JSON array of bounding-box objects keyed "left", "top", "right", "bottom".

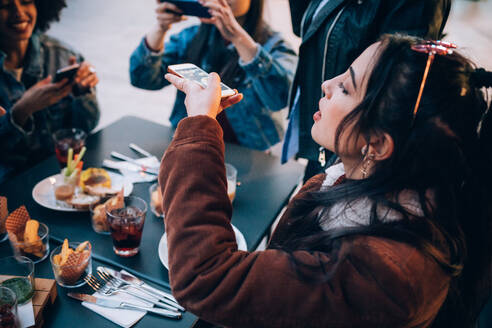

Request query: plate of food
[
  {"left": 32, "top": 168, "right": 133, "bottom": 212},
  {"left": 158, "top": 224, "right": 247, "bottom": 269}
]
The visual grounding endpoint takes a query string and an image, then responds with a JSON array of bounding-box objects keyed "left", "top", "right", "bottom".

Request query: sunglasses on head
[{"left": 410, "top": 40, "right": 457, "bottom": 119}]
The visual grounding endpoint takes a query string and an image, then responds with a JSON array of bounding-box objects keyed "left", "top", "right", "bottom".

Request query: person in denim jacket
[
  {"left": 130, "top": 0, "right": 297, "bottom": 151},
  {"left": 0, "top": 0, "right": 100, "bottom": 183}
]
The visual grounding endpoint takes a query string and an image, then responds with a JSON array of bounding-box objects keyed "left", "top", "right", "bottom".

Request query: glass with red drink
[
  {"left": 106, "top": 196, "right": 147, "bottom": 257},
  {"left": 0, "top": 286, "right": 18, "bottom": 328},
  {"left": 52, "top": 128, "right": 87, "bottom": 167}
]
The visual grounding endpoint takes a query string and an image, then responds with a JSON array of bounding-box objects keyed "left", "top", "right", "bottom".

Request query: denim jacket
[
  {"left": 0, "top": 33, "right": 100, "bottom": 182},
  {"left": 130, "top": 25, "right": 297, "bottom": 150}
]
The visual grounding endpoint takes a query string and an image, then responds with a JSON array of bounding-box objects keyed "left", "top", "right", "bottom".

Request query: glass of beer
[{"left": 225, "top": 163, "right": 237, "bottom": 202}]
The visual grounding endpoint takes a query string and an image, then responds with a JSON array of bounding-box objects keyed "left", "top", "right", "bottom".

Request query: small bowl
[
  {"left": 8, "top": 222, "right": 49, "bottom": 264},
  {"left": 0, "top": 256, "right": 35, "bottom": 305},
  {"left": 149, "top": 183, "right": 164, "bottom": 218},
  {"left": 89, "top": 196, "right": 111, "bottom": 235},
  {"left": 50, "top": 242, "right": 92, "bottom": 288}
]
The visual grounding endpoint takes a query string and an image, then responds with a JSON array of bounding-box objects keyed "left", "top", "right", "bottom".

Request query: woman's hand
[
  {"left": 146, "top": 1, "right": 185, "bottom": 52},
  {"left": 0, "top": 106, "right": 5, "bottom": 117},
  {"left": 71, "top": 57, "right": 99, "bottom": 94},
  {"left": 199, "top": 0, "right": 242, "bottom": 42},
  {"left": 11, "top": 76, "right": 72, "bottom": 126},
  {"left": 199, "top": 0, "right": 258, "bottom": 62},
  {"left": 155, "top": 1, "right": 184, "bottom": 32},
  {"left": 165, "top": 72, "right": 242, "bottom": 119}
]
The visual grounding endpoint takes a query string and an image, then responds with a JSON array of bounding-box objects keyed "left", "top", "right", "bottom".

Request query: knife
[
  {"left": 129, "top": 143, "right": 154, "bottom": 158},
  {"left": 67, "top": 293, "right": 181, "bottom": 319},
  {"left": 98, "top": 267, "right": 185, "bottom": 312},
  {"left": 110, "top": 151, "right": 159, "bottom": 175}
]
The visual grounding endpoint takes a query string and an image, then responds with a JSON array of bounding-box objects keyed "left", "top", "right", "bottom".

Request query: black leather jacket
[{"left": 289, "top": 0, "right": 451, "bottom": 161}]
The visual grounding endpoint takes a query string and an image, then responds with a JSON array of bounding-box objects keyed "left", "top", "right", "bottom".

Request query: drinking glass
[
  {"left": 0, "top": 256, "right": 35, "bottom": 305},
  {"left": 149, "top": 183, "right": 164, "bottom": 218},
  {"left": 225, "top": 163, "right": 237, "bottom": 202},
  {"left": 52, "top": 128, "right": 87, "bottom": 168},
  {"left": 106, "top": 196, "right": 147, "bottom": 257},
  {"left": 0, "top": 286, "right": 19, "bottom": 328},
  {"left": 89, "top": 196, "right": 111, "bottom": 235},
  {"left": 50, "top": 242, "right": 92, "bottom": 288},
  {"left": 8, "top": 223, "right": 49, "bottom": 263}
]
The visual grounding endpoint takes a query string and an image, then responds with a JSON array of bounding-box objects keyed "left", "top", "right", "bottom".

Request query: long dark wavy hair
[
  {"left": 34, "top": 0, "right": 67, "bottom": 32},
  {"left": 270, "top": 34, "right": 492, "bottom": 327}
]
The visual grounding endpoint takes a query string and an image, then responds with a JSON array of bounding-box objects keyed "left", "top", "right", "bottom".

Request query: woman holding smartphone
[
  {"left": 0, "top": 0, "right": 100, "bottom": 182},
  {"left": 130, "top": 0, "right": 297, "bottom": 151},
  {"left": 161, "top": 35, "right": 492, "bottom": 327}
]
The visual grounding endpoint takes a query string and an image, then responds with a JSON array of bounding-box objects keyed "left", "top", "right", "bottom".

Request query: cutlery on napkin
[
  {"left": 71, "top": 287, "right": 176, "bottom": 328},
  {"left": 68, "top": 293, "right": 180, "bottom": 319}
]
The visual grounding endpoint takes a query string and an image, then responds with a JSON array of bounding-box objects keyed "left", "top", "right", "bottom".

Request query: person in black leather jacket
[{"left": 282, "top": 0, "right": 451, "bottom": 181}]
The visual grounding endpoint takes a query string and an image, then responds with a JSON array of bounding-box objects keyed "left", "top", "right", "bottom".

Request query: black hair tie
[{"left": 471, "top": 68, "right": 492, "bottom": 89}]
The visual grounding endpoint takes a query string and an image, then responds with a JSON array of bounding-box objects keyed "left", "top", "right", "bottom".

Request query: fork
[
  {"left": 84, "top": 274, "right": 181, "bottom": 313},
  {"left": 97, "top": 269, "right": 184, "bottom": 311},
  {"left": 82, "top": 275, "right": 180, "bottom": 318}
]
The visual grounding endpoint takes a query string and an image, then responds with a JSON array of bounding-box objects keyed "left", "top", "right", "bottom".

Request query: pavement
[{"left": 47, "top": 0, "right": 492, "bottom": 132}]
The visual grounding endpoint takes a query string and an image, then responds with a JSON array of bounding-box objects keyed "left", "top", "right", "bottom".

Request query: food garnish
[{"left": 64, "top": 146, "right": 86, "bottom": 178}]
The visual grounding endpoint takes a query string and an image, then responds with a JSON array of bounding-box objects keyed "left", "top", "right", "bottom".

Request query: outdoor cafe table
[{"left": 0, "top": 116, "right": 304, "bottom": 328}]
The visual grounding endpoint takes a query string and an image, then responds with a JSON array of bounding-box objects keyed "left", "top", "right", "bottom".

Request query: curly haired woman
[{"left": 0, "top": 0, "right": 100, "bottom": 182}]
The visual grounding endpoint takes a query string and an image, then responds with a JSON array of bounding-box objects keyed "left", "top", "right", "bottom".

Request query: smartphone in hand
[
  {"left": 168, "top": 63, "right": 237, "bottom": 98},
  {"left": 53, "top": 64, "right": 80, "bottom": 83},
  {"left": 160, "top": 0, "right": 211, "bottom": 18}
]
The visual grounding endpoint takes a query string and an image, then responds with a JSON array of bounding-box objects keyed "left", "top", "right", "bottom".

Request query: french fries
[
  {"left": 6, "top": 206, "right": 47, "bottom": 259},
  {"left": 53, "top": 239, "right": 91, "bottom": 285}
]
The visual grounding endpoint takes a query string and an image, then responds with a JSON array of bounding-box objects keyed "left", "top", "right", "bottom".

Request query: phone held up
[
  {"left": 159, "top": 0, "right": 211, "bottom": 18},
  {"left": 53, "top": 64, "right": 80, "bottom": 83},
  {"left": 167, "top": 63, "right": 237, "bottom": 98}
]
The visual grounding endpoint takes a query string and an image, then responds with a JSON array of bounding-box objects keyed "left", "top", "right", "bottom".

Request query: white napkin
[
  {"left": 81, "top": 287, "right": 153, "bottom": 328},
  {"left": 18, "top": 301, "right": 35, "bottom": 328},
  {"left": 103, "top": 158, "right": 158, "bottom": 183}
]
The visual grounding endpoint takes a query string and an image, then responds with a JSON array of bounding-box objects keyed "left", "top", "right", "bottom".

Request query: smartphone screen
[{"left": 168, "top": 64, "right": 236, "bottom": 97}]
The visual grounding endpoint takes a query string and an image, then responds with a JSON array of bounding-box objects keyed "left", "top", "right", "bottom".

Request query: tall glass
[
  {"left": 106, "top": 196, "right": 147, "bottom": 257},
  {"left": 225, "top": 163, "right": 237, "bottom": 202},
  {"left": 0, "top": 256, "right": 35, "bottom": 305},
  {"left": 0, "top": 286, "right": 19, "bottom": 328},
  {"left": 52, "top": 128, "right": 87, "bottom": 168}
]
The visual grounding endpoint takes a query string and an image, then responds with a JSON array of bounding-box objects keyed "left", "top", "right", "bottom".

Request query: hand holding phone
[
  {"left": 167, "top": 63, "right": 236, "bottom": 97},
  {"left": 53, "top": 64, "right": 80, "bottom": 83},
  {"left": 165, "top": 69, "right": 242, "bottom": 119},
  {"left": 159, "top": 0, "right": 211, "bottom": 18}
]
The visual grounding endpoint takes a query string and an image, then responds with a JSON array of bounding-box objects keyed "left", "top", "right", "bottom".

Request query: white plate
[
  {"left": 158, "top": 224, "right": 247, "bottom": 269},
  {"left": 32, "top": 172, "right": 133, "bottom": 212}
]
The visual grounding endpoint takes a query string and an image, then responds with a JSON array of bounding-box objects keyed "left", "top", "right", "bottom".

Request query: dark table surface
[{"left": 0, "top": 116, "right": 304, "bottom": 328}]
